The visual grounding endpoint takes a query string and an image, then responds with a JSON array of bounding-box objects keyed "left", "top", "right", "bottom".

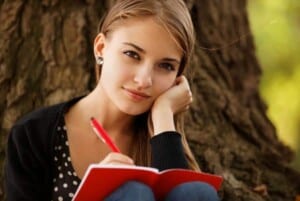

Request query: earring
[{"left": 96, "top": 56, "right": 104, "bottom": 65}]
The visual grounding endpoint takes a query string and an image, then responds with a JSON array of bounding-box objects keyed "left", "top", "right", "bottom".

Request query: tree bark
[{"left": 0, "top": 0, "right": 299, "bottom": 200}]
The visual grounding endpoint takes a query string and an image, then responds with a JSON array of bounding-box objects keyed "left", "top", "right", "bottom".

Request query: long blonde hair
[{"left": 96, "top": 0, "right": 200, "bottom": 171}]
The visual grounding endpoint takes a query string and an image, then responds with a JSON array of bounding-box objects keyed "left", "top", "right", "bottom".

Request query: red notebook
[{"left": 72, "top": 164, "right": 223, "bottom": 201}]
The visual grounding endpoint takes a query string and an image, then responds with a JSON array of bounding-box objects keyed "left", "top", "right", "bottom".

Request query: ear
[{"left": 94, "top": 33, "right": 106, "bottom": 58}]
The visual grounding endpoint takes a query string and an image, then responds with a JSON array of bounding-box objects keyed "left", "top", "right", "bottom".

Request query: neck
[{"left": 69, "top": 85, "right": 135, "bottom": 139}]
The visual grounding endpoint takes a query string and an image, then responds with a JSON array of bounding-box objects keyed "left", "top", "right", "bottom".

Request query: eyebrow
[
  {"left": 161, "top": 58, "right": 180, "bottom": 64},
  {"left": 123, "top": 42, "right": 181, "bottom": 64},
  {"left": 123, "top": 42, "right": 145, "bottom": 53}
]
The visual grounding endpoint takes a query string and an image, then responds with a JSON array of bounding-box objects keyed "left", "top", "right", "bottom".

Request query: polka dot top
[{"left": 51, "top": 117, "right": 81, "bottom": 201}]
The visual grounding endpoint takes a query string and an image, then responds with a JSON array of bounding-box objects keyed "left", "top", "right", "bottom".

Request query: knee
[
  {"left": 120, "top": 181, "right": 155, "bottom": 200},
  {"left": 192, "top": 182, "right": 219, "bottom": 201},
  {"left": 122, "top": 181, "right": 153, "bottom": 194},
  {"left": 166, "top": 182, "right": 219, "bottom": 201}
]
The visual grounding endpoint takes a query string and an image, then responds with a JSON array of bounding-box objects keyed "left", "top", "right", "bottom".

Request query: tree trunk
[{"left": 0, "top": 0, "right": 299, "bottom": 200}]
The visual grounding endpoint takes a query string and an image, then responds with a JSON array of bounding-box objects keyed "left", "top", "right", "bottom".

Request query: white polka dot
[
  {"left": 54, "top": 186, "right": 58, "bottom": 192},
  {"left": 73, "top": 180, "right": 78, "bottom": 185},
  {"left": 58, "top": 166, "right": 61, "bottom": 170},
  {"left": 64, "top": 162, "right": 68, "bottom": 167},
  {"left": 68, "top": 171, "right": 72, "bottom": 176},
  {"left": 54, "top": 156, "right": 58, "bottom": 161},
  {"left": 58, "top": 146, "right": 62, "bottom": 150},
  {"left": 53, "top": 178, "right": 56, "bottom": 183},
  {"left": 62, "top": 153, "right": 66, "bottom": 158},
  {"left": 59, "top": 173, "right": 63, "bottom": 178},
  {"left": 69, "top": 193, "right": 74, "bottom": 197},
  {"left": 63, "top": 126, "right": 67, "bottom": 130},
  {"left": 54, "top": 146, "right": 58, "bottom": 150},
  {"left": 67, "top": 157, "right": 71, "bottom": 161},
  {"left": 73, "top": 171, "right": 77, "bottom": 176},
  {"left": 63, "top": 183, "right": 68, "bottom": 188},
  {"left": 65, "top": 141, "right": 69, "bottom": 146},
  {"left": 58, "top": 196, "right": 63, "bottom": 201},
  {"left": 57, "top": 126, "right": 61, "bottom": 131}
]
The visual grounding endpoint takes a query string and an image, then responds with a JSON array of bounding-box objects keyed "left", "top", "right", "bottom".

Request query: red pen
[{"left": 90, "top": 117, "right": 121, "bottom": 153}]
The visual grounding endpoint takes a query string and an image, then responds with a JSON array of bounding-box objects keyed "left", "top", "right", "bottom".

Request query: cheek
[{"left": 101, "top": 60, "right": 132, "bottom": 84}]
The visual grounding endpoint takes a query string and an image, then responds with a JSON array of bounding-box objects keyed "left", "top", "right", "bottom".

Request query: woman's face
[{"left": 94, "top": 17, "right": 182, "bottom": 115}]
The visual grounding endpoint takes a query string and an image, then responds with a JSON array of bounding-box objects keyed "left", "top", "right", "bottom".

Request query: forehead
[{"left": 106, "top": 17, "right": 182, "bottom": 58}]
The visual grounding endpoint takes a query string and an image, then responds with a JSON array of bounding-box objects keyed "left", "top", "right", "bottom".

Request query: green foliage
[{"left": 248, "top": 0, "right": 300, "bottom": 170}]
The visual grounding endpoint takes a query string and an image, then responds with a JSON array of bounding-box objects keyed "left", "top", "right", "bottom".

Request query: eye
[
  {"left": 123, "top": 51, "right": 140, "bottom": 60},
  {"left": 158, "top": 62, "right": 175, "bottom": 71}
]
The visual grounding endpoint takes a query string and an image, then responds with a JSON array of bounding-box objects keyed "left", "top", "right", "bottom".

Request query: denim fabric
[
  {"left": 104, "top": 181, "right": 219, "bottom": 201},
  {"left": 165, "top": 182, "right": 219, "bottom": 201},
  {"left": 104, "top": 181, "right": 155, "bottom": 201}
]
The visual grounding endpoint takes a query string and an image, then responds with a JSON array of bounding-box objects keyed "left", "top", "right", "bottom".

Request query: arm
[
  {"left": 150, "top": 131, "right": 189, "bottom": 171},
  {"left": 5, "top": 124, "right": 51, "bottom": 201},
  {"left": 150, "top": 76, "right": 192, "bottom": 171},
  {"left": 151, "top": 76, "right": 192, "bottom": 135}
]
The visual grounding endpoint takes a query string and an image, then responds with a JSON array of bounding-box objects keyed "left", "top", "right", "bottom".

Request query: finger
[
  {"left": 110, "top": 157, "right": 134, "bottom": 165},
  {"left": 183, "top": 89, "right": 192, "bottom": 104},
  {"left": 100, "top": 153, "right": 134, "bottom": 165},
  {"left": 100, "top": 157, "right": 134, "bottom": 165},
  {"left": 178, "top": 76, "right": 192, "bottom": 93},
  {"left": 102, "top": 161, "right": 136, "bottom": 166},
  {"left": 175, "top": 75, "right": 185, "bottom": 85},
  {"left": 111, "top": 153, "right": 134, "bottom": 164},
  {"left": 177, "top": 104, "right": 190, "bottom": 114}
]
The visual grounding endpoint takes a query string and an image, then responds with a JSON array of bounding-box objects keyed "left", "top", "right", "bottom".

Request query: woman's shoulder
[
  {"left": 8, "top": 96, "right": 84, "bottom": 149},
  {"left": 14, "top": 102, "right": 65, "bottom": 128},
  {"left": 10, "top": 96, "right": 83, "bottom": 140},
  {"left": 14, "top": 96, "right": 83, "bottom": 128}
]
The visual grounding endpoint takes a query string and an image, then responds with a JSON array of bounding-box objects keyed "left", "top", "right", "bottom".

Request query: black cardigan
[{"left": 4, "top": 97, "right": 188, "bottom": 201}]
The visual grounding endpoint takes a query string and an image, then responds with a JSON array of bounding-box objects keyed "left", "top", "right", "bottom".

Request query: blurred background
[{"left": 248, "top": 0, "right": 300, "bottom": 171}]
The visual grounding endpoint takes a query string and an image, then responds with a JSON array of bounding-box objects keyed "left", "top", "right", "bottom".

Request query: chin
[
  {"left": 119, "top": 105, "right": 150, "bottom": 116},
  {"left": 123, "top": 109, "right": 149, "bottom": 116}
]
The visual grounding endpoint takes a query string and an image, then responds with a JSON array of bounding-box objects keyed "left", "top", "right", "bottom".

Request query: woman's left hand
[
  {"left": 152, "top": 75, "right": 192, "bottom": 115},
  {"left": 151, "top": 75, "right": 192, "bottom": 134}
]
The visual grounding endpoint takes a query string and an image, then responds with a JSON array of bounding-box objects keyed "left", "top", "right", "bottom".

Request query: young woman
[{"left": 5, "top": 0, "right": 220, "bottom": 200}]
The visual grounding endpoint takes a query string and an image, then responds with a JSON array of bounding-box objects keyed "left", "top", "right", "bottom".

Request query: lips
[{"left": 123, "top": 87, "right": 151, "bottom": 101}]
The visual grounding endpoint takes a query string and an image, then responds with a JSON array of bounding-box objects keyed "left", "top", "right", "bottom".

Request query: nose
[{"left": 133, "top": 65, "right": 153, "bottom": 89}]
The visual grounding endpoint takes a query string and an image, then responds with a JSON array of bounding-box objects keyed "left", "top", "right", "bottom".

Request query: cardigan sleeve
[
  {"left": 4, "top": 97, "right": 80, "bottom": 201},
  {"left": 5, "top": 124, "right": 52, "bottom": 201},
  {"left": 150, "top": 131, "right": 189, "bottom": 171}
]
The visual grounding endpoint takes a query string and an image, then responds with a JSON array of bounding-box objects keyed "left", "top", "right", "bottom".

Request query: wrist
[{"left": 151, "top": 107, "right": 175, "bottom": 135}]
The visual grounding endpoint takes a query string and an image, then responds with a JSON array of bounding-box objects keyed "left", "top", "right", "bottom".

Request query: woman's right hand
[{"left": 99, "top": 152, "right": 135, "bottom": 166}]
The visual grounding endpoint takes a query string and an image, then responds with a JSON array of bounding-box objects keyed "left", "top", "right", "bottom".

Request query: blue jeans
[{"left": 104, "top": 181, "right": 219, "bottom": 201}]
